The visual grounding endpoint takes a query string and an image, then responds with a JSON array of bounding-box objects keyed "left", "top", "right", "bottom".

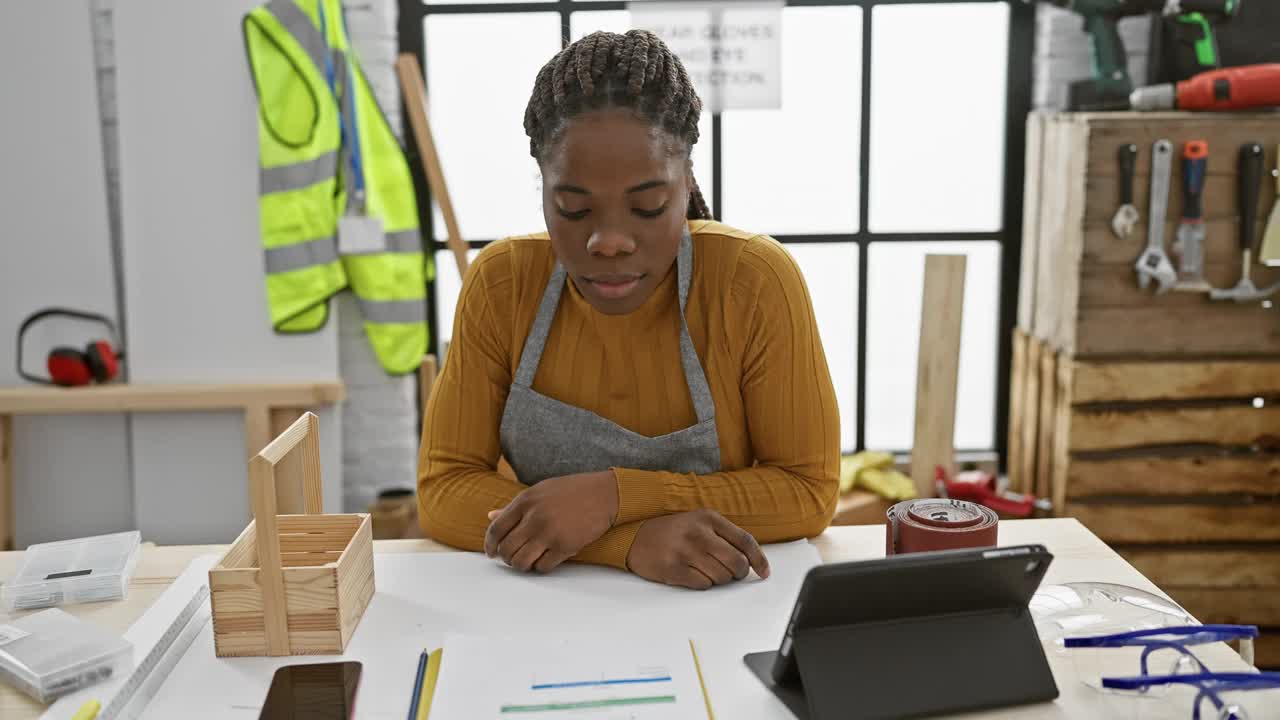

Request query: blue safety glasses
[{"left": 1064, "top": 625, "right": 1280, "bottom": 720}]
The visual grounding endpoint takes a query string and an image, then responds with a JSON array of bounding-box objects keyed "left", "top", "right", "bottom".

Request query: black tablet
[{"left": 745, "top": 544, "right": 1058, "bottom": 720}]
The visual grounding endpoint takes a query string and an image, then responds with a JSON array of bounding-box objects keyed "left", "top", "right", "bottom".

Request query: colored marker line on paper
[
  {"left": 501, "top": 695, "right": 677, "bottom": 713},
  {"left": 530, "top": 675, "right": 672, "bottom": 690}
]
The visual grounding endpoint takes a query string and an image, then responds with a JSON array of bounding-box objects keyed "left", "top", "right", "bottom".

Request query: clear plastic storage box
[
  {"left": 1, "top": 530, "right": 141, "bottom": 611},
  {"left": 0, "top": 607, "right": 132, "bottom": 703}
]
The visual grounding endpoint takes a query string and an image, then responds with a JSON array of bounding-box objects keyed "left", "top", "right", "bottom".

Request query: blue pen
[{"left": 407, "top": 649, "right": 429, "bottom": 720}]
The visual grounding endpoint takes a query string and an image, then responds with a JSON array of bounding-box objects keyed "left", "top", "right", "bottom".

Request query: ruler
[{"left": 100, "top": 584, "right": 211, "bottom": 720}]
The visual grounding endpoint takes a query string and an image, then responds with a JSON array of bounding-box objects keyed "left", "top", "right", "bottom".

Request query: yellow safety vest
[{"left": 242, "top": 0, "right": 429, "bottom": 375}]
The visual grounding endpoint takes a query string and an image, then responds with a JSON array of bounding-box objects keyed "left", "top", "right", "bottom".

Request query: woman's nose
[{"left": 586, "top": 228, "right": 636, "bottom": 257}]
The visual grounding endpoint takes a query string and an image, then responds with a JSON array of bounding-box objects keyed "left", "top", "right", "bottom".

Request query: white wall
[{"left": 0, "top": 1, "right": 134, "bottom": 547}]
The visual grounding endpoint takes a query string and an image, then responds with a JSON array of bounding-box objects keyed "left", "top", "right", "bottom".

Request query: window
[{"left": 401, "top": 0, "right": 1032, "bottom": 459}]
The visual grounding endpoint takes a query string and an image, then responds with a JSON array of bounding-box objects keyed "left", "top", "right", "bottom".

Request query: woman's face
[{"left": 540, "top": 108, "right": 690, "bottom": 315}]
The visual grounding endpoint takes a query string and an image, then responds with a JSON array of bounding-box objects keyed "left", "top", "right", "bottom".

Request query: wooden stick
[
  {"left": 270, "top": 408, "right": 305, "bottom": 514},
  {"left": 395, "top": 54, "right": 469, "bottom": 279},
  {"left": 244, "top": 404, "right": 271, "bottom": 464},
  {"left": 249, "top": 454, "right": 289, "bottom": 656},
  {"left": 911, "top": 255, "right": 967, "bottom": 497},
  {"left": 301, "top": 412, "right": 323, "bottom": 515}
]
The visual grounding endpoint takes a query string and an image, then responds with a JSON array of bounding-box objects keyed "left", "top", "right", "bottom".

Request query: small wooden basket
[{"left": 209, "top": 412, "right": 375, "bottom": 657}]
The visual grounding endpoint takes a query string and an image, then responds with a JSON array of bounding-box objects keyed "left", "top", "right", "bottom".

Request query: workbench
[{"left": 0, "top": 519, "right": 1259, "bottom": 719}]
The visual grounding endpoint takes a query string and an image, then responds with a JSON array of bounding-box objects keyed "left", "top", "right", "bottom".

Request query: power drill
[{"left": 1033, "top": 0, "right": 1240, "bottom": 110}]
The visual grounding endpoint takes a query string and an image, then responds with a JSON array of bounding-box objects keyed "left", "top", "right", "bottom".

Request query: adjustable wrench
[{"left": 1134, "top": 139, "right": 1177, "bottom": 294}]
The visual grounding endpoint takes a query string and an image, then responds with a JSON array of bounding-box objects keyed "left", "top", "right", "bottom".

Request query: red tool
[
  {"left": 1130, "top": 63, "right": 1280, "bottom": 112},
  {"left": 934, "top": 466, "right": 1051, "bottom": 519}
]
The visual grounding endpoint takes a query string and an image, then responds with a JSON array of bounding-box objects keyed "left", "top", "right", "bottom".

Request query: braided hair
[{"left": 524, "top": 30, "right": 712, "bottom": 221}]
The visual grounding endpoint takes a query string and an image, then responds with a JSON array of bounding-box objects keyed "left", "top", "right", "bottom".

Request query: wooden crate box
[
  {"left": 209, "top": 412, "right": 375, "bottom": 657},
  {"left": 1018, "top": 111, "right": 1280, "bottom": 358}
]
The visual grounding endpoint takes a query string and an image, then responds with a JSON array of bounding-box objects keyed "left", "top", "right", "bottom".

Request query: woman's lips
[{"left": 584, "top": 274, "right": 644, "bottom": 300}]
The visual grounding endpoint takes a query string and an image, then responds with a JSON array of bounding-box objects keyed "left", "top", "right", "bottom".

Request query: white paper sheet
[
  {"left": 91, "top": 540, "right": 820, "bottom": 720},
  {"left": 430, "top": 633, "right": 711, "bottom": 719}
]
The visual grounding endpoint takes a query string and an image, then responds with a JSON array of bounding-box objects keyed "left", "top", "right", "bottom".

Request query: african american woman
[{"left": 417, "top": 29, "right": 839, "bottom": 590}]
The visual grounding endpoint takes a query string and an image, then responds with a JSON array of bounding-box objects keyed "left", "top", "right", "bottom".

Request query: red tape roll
[{"left": 885, "top": 498, "right": 999, "bottom": 556}]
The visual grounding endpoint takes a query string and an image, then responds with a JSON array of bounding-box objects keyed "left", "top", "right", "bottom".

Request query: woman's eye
[
  {"left": 557, "top": 207, "right": 590, "bottom": 221},
  {"left": 633, "top": 204, "right": 668, "bottom": 218}
]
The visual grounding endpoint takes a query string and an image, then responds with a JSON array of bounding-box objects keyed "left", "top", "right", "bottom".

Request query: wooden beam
[
  {"left": 0, "top": 414, "right": 10, "bottom": 551},
  {"left": 1114, "top": 545, "right": 1280, "bottom": 588},
  {"left": 1006, "top": 330, "right": 1028, "bottom": 493},
  {"left": 1067, "top": 501, "right": 1280, "bottom": 544},
  {"left": 270, "top": 408, "right": 306, "bottom": 515},
  {"left": 1164, "top": 587, "right": 1280, "bottom": 627},
  {"left": 1068, "top": 404, "right": 1280, "bottom": 452},
  {"left": 911, "top": 254, "right": 966, "bottom": 497},
  {"left": 0, "top": 381, "right": 344, "bottom": 415},
  {"left": 244, "top": 404, "right": 272, "bottom": 466},
  {"left": 1066, "top": 453, "right": 1280, "bottom": 498},
  {"left": 1018, "top": 337, "right": 1043, "bottom": 497},
  {"left": 1069, "top": 358, "right": 1280, "bottom": 404},
  {"left": 395, "top": 54, "right": 469, "bottom": 279},
  {"left": 248, "top": 455, "right": 289, "bottom": 656},
  {"left": 1035, "top": 349, "right": 1058, "bottom": 502}
]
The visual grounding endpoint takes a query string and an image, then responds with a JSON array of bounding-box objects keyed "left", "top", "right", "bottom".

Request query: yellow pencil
[{"left": 416, "top": 648, "right": 443, "bottom": 720}]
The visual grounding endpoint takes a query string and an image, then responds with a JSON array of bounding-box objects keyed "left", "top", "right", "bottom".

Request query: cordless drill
[{"left": 1034, "top": 0, "right": 1240, "bottom": 110}]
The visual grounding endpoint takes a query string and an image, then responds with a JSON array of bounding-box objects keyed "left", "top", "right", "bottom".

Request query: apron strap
[
  {"left": 512, "top": 262, "right": 567, "bottom": 388},
  {"left": 512, "top": 228, "right": 717, "bottom": 425}
]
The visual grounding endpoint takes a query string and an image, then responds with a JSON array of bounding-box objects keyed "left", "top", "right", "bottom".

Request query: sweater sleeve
[
  {"left": 610, "top": 237, "right": 841, "bottom": 542},
  {"left": 417, "top": 244, "right": 641, "bottom": 569}
]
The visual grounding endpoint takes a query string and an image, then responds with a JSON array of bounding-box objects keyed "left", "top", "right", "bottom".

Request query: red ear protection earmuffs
[{"left": 17, "top": 308, "right": 124, "bottom": 387}]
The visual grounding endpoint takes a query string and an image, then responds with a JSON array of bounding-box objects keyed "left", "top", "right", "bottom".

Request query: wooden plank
[
  {"left": 1083, "top": 113, "right": 1280, "bottom": 181},
  {"left": 395, "top": 55, "right": 469, "bottom": 278},
  {"left": 1017, "top": 112, "right": 1045, "bottom": 332},
  {"left": 1066, "top": 453, "right": 1280, "bottom": 497},
  {"left": 1066, "top": 501, "right": 1280, "bottom": 543},
  {"left": 1070, "top": 358, "right": 1280, "bottom": 404},
  {"left": 1084, "top": 174, "right": 1271, "bottom": 226},
  {"left": 211, "top": 570, "right": 337, "bottom": 615},
  {"left": 0, "top": 382, "right": 344, "bottom": 415},
  {"left": 301, "top": 412, "right": 323, "bottom": 515},
  {"left": 1068, "top": 404, "right": 1280, "bottom": 452},
  {"left": 257, "top": 412, "right": 315, "bottom": 466},
  {"left": 1078, "top": 262, "right": 1280, "bottom": 308},
  {"left": 1034, "top": 349, "right": 1058, "bottom": 502},
  {"left": 213, "top": 630, "right": 341, "bottom": 657},
  {"left": 248, "top": 454, "right": 289, "bottom": 656},
  {"left": 1034, "top": 115, "right": 1066, "bottom": 346},
  {"left": 1007, "top": 330, "right": 1029, "bottom": 494},
  {"left": 277, "top": 515, "right": 360, "bottom": 534},
  {"left": 1052, "top": 118, "right": 1090, "bottom": 353},
  {"left": 1075, "top": 305, "right": 1280, "bottom": 357},
  {"left": 1115, "top": 545, "right": 1280, "bottom": 588},
  {"left": 270, "top": 408, "right": 305, "bottom": 514},
  {"left": 278, "top": 534, "right": 350, "bottom": 554},
  {"left": 211, "top": 610, "right": 340, "bottom": 634},
  {"left": 1050, "top": 357, "right": 1073, "bottom": 514},
  {"left": 1083, "top": 218, "right": 1264, "bottom": 266},
  {"left": 244, "top": 410, "right": 275, "bottom": 467},
  {"left": 0, "top": 414, "right": 10, "bottom": 551},
  {"left": 1257, "top": 632, "right": 1280, "bottom": 670},
  {"left": 911, "top": 255, "right": 967, "bottom": 497},
  {"left": 1164, "top": 587, "right": 1280, "bottom": 627},
  {"left": 1019, "top": 338, "right": 1044, "bottom": 496},
  {"left": 209, "top": 564, "right": 336, "bottom": 592}
]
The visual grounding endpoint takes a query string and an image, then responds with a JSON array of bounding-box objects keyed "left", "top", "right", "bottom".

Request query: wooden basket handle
[{"left": 248, "top": 411, "right": 323, "bottom": 655}]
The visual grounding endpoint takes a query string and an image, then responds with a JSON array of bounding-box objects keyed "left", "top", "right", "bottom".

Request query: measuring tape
[
  {"left": 886, "top": 498, "right": 998, "bottom": 556},
  {"left": 100, "top": 584, "right": 211, "bottom": 720}
]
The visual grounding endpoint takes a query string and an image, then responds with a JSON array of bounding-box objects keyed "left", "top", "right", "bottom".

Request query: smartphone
[{"left": 259, "top": 661, "right": 362, "bottom": 720}]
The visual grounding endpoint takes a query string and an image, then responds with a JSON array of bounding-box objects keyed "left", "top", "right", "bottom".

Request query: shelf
[{"left": 0, "top": 381, "right": 345, "bottom": 415}]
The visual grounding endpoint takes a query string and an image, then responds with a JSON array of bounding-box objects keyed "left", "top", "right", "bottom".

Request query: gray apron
[{"left": 498, "top": 228, "right": 721, "bottom": 486}]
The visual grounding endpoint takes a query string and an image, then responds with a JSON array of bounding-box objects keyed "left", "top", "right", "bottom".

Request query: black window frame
[{"left": 398, "top": 0, "right": 1034, "bottom": 468}]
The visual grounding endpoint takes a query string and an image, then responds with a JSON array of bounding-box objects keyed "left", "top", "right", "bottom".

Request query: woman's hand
[
  {"left": 484, "top": 471, "right": 618, "bottom": 573},
  {"left": 626, "top": 509, "right": 770, "bottom": 590}
]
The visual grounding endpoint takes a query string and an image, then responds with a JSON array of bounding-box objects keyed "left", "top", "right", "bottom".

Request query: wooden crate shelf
[{"left": 1017, "top": 111, "right": 1280, "bottom": 359}]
